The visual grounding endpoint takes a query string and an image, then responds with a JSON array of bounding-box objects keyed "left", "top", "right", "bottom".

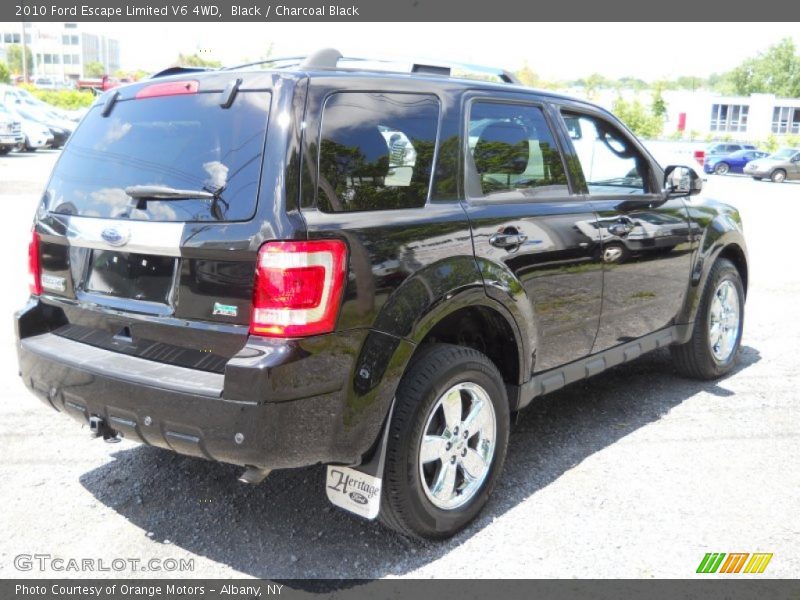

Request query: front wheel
[
  {"left": 670, "top": 258, "right": 744, "bottom": 379},
  {"left": 771, "top": 169, "right": 786, "bottom": 183},
  {"left": 714, "top": 162, "right": 730, "bottom": 175},
  {"left": 379, "top": 344, "right": 510, "bottom": 540}
]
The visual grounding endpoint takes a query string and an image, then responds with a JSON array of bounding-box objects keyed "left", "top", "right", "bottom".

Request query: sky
[{"left": 48, "top": 22, "right": 800, "bottom": 81}]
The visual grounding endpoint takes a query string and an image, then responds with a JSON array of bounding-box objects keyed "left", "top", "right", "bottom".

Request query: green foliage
[
  {"left": 84, "top": 61, "right": 105, "bottom": 78},
  {"left": 6, "top": 44, "right": 33, "bottom": 74},
  {"left": 668, "top": 130, "right": 684, "bottom": 141},
  {"left": 612, "top": 96, "right": 663, "bottom": 139},
  {"left": 724, "top": 38, "right": 800, "bottom": 97},
  {"left": 0, "top": 61, "right": 10, "bottom": 84},
  {"left": 651, "top": 84, "right": 667, "bottom": 118},
  {"left": 27, "top": 87, "right": 95, "bottom": 110},
  {"left": 176, "top": 53, "right": 222, "bottom": 68},
  {"left": 764, "top": 134, "right": 779, "bottom": 153}
]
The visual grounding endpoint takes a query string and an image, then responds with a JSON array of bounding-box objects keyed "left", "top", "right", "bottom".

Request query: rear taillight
[
  {"left": 694, "top": 150, "right": 705, "bottom": 166},
  {"left": 135, "top": 80, "right": 199, "bottom": 100},
  {"left": 28, "top": 229, "right": 41, "bottom": 296},
  {"left": 250, "top": 240, "right": 347, "bottom": 338}
]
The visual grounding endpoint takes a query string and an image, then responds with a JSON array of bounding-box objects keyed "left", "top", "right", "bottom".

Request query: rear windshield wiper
[
  {"left": 125, "top": 185, "right": 216, "bottom": 201},
  {"left": 124, "top": 184, "right": 228, "bottom": 218}
]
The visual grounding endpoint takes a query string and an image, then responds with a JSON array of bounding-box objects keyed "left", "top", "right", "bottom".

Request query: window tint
[
  {"left": 467, "top": 102, "right": 568, "bottom": 199},
  {"left": 317, "top": 92, "right": 439, "bottom": 212},
  {"left": 563, "top": 112, "right": 650, "bottom": 195},
  {"left": 46, "top": 91, "right": 271, "bottom": 222}
]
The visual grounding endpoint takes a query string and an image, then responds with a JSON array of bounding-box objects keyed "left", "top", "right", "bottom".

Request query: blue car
[{"left": 704, "top": 149, "right": 769, "bottom": 175}]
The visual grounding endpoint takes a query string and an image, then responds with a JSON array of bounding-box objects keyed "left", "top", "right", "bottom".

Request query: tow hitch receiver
[{"left": 88, "top": 416, "right": 121, "bottom": 443}]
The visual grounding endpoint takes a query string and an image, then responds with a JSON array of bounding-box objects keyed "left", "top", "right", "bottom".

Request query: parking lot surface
[{"left": 0, "top": 150, "right": 797, "bottom": 578}]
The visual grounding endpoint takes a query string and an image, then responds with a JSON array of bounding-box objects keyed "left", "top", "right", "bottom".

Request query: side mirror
[{"left": 664, "top": 165, "right": 702, "bottom": 198}]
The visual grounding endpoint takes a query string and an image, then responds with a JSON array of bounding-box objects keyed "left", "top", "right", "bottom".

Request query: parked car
[
  {"left": 10, "top": 104, "right": 71, "bottom": 148},
  {"left": 0, "top": 103, "right": 23, "bottom": 154},
  {"left": 0, "top": 84, "right": 78, "bottom": 123},
  {"left": 32, "top": 76, "right": 69, "bottom": 90},
  {"left": 744, "top": 148, "right": 800, "bottom": 182},
  {"left": 704, "top": 149, "right": 769, "bottom": 175},
  {"left": 704, "top": 142, "right": 756, "bottom": 165},
  {"left": 16, "top": 49, "right": 749, "bottom": 540}
]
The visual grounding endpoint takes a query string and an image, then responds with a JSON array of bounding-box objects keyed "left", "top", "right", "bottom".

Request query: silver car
[{"left": 744, "top": 148, "right": 800, "bottom": 183}]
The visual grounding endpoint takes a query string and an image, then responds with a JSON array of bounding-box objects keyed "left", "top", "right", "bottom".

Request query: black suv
[{"left": 16, "top": 49, "right": 748, "bottom": 540}]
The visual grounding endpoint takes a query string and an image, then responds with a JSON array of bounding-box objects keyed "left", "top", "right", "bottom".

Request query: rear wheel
[
  {"left": 771, "top": 169, "right": 786, "bottom": 183},
  {"left": 0, "top": 147, "right": 10, "bottom": 155},
  {"left": 380, "top": 343, "right": 510, "bottom": 540},
  {"left": 714, "top": 162, "right": 729, "bottom": 175},
  {"left": 752, "top": 176, "right": 762, "bottom": 181},
  {"left": 670, "top": 258, "right": 744, "bottom": 379}
]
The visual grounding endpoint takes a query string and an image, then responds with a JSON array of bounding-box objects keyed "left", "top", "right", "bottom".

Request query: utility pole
[{"left": 20, "top": 22, "right": 28, "bottom": 81}]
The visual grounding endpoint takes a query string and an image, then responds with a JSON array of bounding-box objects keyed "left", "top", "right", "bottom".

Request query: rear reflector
[
  {"left": 28, "top": 229, "right": 41, "bottom": 296},
  {"left": 135, "top": 80, "right": 199, "bottom": 100},
  {"left": 250, "top": 240, "right": 347, "bottom": 338}
]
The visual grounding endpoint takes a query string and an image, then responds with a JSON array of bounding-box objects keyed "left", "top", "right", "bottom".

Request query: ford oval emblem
[
  {"left": 349, "top": 491, "right": 368, "bottom": 505},
  {"left": 101, "top": 226, "right": 130, "bottom": 247}
]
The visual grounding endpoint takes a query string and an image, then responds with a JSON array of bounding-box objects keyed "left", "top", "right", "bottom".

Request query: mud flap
[{"left": 325, "top": 400, "right": 394, "bottom": 520}]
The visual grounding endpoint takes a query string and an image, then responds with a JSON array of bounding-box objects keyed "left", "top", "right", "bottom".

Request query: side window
[
  {"left": 316, "top": 92, "right": 440, "bottom": 212},
  {"left": 562, "top": 112, "right": 652, "bottom": 196},
  {"left": 467, "top": 101, "right": 568, "bottom": 199}
]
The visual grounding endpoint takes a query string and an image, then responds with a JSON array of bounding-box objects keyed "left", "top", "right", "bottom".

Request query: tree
[
  {"left": 651, "top": 83, "right": 667, "bottom": 118},
  {"left": 6, "top": 44, "right": 33, "bottom": 75},
  {"left": 84, "top": 61, "right": 105, "bottom": 78},
  {"left": 0, "top": 61, "right": 10, "bottom": 84},
  {"left": 516, "top": 62, "right": 541, "bottom": 88},
  {"left": 612, "top": 96, "right": 663, "bottom": 139},
  {"left": 176, "top": 53, "right": 222, "bottom": 68},
  {"left": 725, "top": 38, "right": 800, "bottom": 97}
]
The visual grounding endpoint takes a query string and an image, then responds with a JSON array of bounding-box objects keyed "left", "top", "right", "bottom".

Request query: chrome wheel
[
  {"left": 714, "top": 162, "right": 729, "bottom": 175},
  {"left": 418, "top": 382, "right": 496, "bottom": 510},
  {"left": 771, "top": 170, "right": 786, "bottom": 183},
  {"left": 708, "top": 280, "right": 740, "bottom": 362}
]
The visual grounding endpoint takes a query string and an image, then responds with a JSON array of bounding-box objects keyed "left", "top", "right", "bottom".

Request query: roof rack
[{"left": 223, "top": 48, "right": 521, "bottom": 85}]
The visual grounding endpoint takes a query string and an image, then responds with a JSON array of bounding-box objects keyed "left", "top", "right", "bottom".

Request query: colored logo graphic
[{"left": 696, "top": 552, "right": 773, "bottom": 574}]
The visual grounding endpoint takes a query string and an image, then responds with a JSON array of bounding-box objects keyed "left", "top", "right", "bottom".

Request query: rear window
[
  {"left": 45, "top": 90, "right": 271, "bottom": 222},
  {"left": 316, "top": 92, "right": 440, "bottom": 212}
]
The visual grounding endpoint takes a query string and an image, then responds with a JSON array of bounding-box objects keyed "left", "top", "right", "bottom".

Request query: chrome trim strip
[{"left": 65, "top": 216, "right": 185, "bottom": 257}]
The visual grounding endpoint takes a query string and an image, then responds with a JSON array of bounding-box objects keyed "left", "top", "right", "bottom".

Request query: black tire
[
  {"left": 770, "top": 169, "right": 786, "bottom": 183},
  {"left": 752, "top": 177, "right": 762, "bottom": 181},
  {"left": 0, "top": 147, "right": 10, "bottom": 156},
  {"left": 379, "top": 343, "right": 510, "bottom": 540},
  {"left": 670, "top": 258, "right": 744, "bottom": 379},
  {"left": 714, "top": 162, "right": 729, "bottom": 175}
]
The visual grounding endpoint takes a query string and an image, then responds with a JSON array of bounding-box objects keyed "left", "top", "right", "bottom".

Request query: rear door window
[
  {"left": 45, "top": 90, "right": 271, "bottom": 222},
  {"left": 316, "top": 92, "right": 440, "bottom": 212},
  {"left": 466, "top": 101, "right": 569, "bottom": 199}
]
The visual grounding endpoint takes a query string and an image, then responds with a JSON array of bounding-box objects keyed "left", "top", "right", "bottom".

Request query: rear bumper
[{"left": 16, "top": 300, "right": 409, "bottom": 470}]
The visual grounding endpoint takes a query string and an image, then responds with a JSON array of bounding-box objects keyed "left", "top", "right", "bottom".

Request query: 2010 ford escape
[{"left": 16, "top": 49, "right": 748, "bottom": 539}]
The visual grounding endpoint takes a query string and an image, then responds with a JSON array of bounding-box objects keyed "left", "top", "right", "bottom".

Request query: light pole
[{"left": 20, "top": 22, "right": 28, "bottom": 81}]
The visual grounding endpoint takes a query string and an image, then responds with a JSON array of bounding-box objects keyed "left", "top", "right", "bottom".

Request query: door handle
[{"left": 489, "top": 232, "right": 528, "bottom": 248}]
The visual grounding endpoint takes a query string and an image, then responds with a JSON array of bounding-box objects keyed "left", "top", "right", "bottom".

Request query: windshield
[
  {"left": 45, "top": 90, "right": 271, "bottom": 222},
  {"left": 770, "top": 148, "right": 799, "bottom": 160}
]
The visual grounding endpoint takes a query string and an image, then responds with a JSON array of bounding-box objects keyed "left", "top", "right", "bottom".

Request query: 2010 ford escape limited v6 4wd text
[{"left": 16, "top": 49, "right": 748, "bottom": 540}]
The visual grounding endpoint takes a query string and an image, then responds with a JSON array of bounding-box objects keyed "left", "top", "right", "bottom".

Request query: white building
[
  {"left": 661, "top": 90, "right": 800, "bottom": 140},
  {"left": 0, "top": 23, "right": 120, "bottom": 81},
  {"left": 586, "top": 87, "right": 800, "bottom": 142}
]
